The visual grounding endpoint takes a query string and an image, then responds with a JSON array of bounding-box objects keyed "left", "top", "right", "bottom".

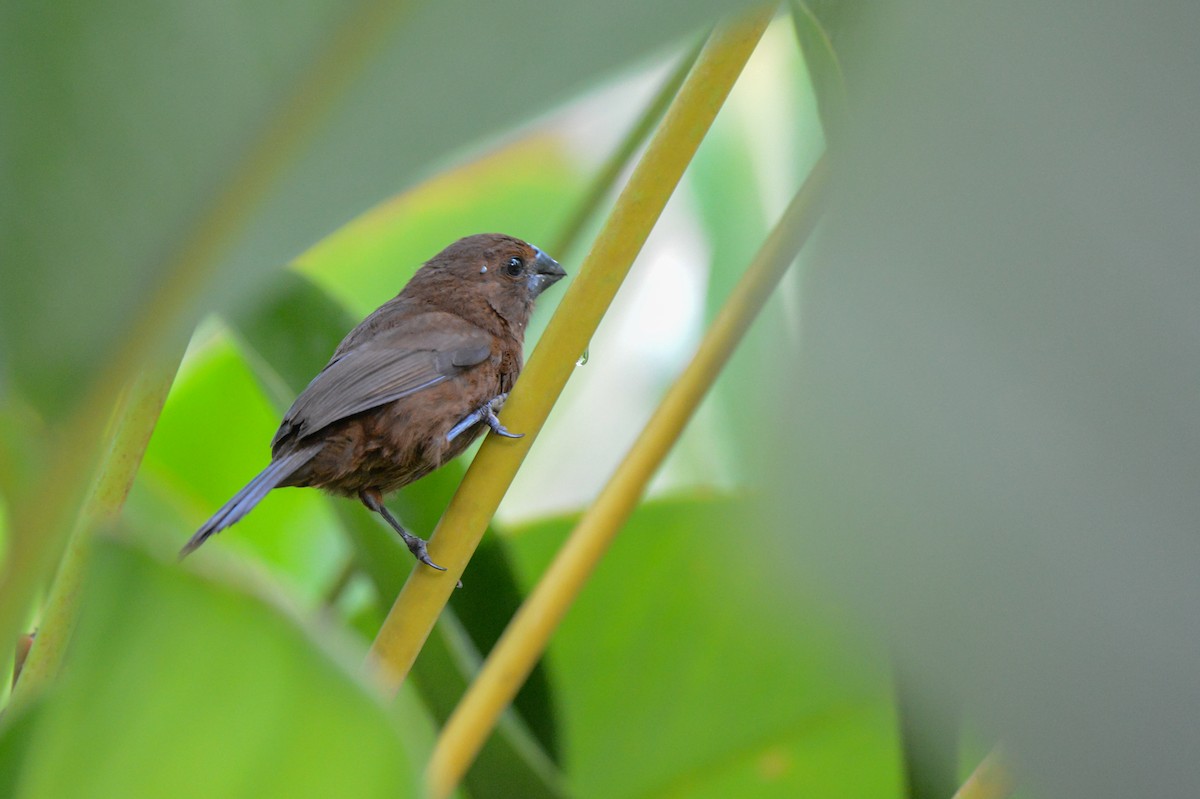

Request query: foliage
[
  {"left": 11, "top": 0, "right": 1193, "bottom": 797},
  {"left": 0, "top": 3, "right": 885, "bottom": 795}
]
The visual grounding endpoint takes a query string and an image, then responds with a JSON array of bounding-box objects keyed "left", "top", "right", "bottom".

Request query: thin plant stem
[
  {"left": 365, "top": 5, "right": 779, "bottom": 693},
  {"left": 8, "top": 357, "right": 181, "bottom": 712},
  {"left": 547, "top": 34, "right": 705, "bottom": 259},
  {"left": 426, "top": 154, "right": 830, "bottom": 798},
  {"left": 321, "top": 555, "right": 361, "bottom": 609}
]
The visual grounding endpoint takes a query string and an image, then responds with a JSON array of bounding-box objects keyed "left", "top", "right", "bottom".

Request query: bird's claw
[
  {"left": 447, "top": 393, "right": 524, "bottom": 443},
  {"left": 404, "top": 534, "right": 446, "bottom": 572},
  {"left": 487, "top": 415, "right": 524, "bottom": 439},
  {"left": 360, "top": 488, "right": 448, "bottom": 572}
]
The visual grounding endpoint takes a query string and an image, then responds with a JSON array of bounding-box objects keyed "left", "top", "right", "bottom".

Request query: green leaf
[
  {"left": 130, "top": 335, "right": 343, "bottom": 592},
  {"left": 329, "top": 492, "right": 570, "bottom": 798},
  {"left": 0, "top": 0, "right": 760, "bottom": 418},
  {"left": 414, "top": 613, "right": 568, "bottom": 798},
  {"left": 227, "top": 270, "right": 359, "bottom": 406},
  {"left": 4, "top": 539, "right": 419, "bottom": 798},
  {"left": 505, "top": 494, "right": 903, "bottom": 798},
  {"left": 0, "top": 700, "right": 40, "bottom": 797},
  {"left": 790, "top": 1, "right": 848, "bottom": 142},
  {"left": 447, "top": 534, "right": 562, "bottom": 765},
  {"left": 689, "top": 109, "right": 771, "bottom": 485}
]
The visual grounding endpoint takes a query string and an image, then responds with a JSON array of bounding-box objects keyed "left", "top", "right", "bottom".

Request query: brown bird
[{"left": 181, "top": 233, "right": 565, "bottom": 569}]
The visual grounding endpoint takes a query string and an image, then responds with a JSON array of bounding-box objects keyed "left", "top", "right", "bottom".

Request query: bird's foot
[
  {"left": 360, "top": 488, "right": 446, "bottom": 571},
  {"left": 400, "top": 530, "right": 446, "bottom": 572},
  {"left": 446, "top": 393, "right": 524, "bottom": 443}
]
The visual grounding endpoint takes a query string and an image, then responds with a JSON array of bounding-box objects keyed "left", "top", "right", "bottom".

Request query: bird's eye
[{"left": 504, "top": 257, "right": 524, "bottom": 277}]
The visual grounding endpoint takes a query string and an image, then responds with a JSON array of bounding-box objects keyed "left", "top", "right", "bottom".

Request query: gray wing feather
[
  {"left": 271, "top": 320, "right": 491, "bottom": 449},
  {"left": 180, "top": 444, "right": 320, "bottom": 557}
]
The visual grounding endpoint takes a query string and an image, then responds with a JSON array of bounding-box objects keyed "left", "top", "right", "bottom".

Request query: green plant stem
[
  {"left": 547, "top": 35, "right": 705, "bottom": 259},
  {"left": 426, "top": 153, "right": 829, "bottom": 798},
  {"left": 8, "top": 357, "right": 181, "bottom": 712},
  {"left": 365, "top": 5, "right": 779, "bottom": 694},
  {"left": 321, "top": 555, "right": 360, "bottom": 609}
]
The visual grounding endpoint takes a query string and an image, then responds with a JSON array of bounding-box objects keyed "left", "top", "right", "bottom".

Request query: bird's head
[{"left": 410, "top": 233, "right": 566, "bottom": 333}]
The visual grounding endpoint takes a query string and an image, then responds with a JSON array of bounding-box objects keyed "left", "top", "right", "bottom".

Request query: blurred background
[{"left": 2, "top": 1, "right": 1199, "bottom": 798}]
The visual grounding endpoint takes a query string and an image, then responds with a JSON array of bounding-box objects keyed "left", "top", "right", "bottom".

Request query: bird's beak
[{"left": 528, "top": 247, "right": 566, "bottom": 297}]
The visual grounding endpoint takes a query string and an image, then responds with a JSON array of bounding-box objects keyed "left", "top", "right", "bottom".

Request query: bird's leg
[
  {"left": 446, "top": 393, "right": 524, "bottom": 443},
  {"left": 359, "top": 488, "right": 445, "bottom": 571}
]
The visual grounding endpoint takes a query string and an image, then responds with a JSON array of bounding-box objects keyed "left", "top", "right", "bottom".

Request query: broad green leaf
[
  {"left": 131, "top": 336, "right": 343, "bottom": 593},
  {"left": 659, "top": 702, "right": 899, "bottom": 799},
  {"left": 0, "top": 700, "right": 40, "bottom": 797},
  {"left": 505, "top": 494, "right": 902, "bottom": 798},
  {"left": 227, "top": 271, "right": 359, "bottom": 406},
  {"left": 5, "top": 539, "right": 419, "bottom": 798}
]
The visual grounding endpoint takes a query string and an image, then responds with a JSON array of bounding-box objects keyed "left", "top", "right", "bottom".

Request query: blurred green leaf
[
  {"left": 0, "top": 700, "right": 40, "bottom": 797},
  {"left": 294, "top": 137, "right": 582, "bottom": 320},
  {"left": 690, "top": 113, "right": 770, "bottom": 485},
  {"left": 0, "top": 0, "right": 344, "bottom": 415},
  {"left": 1, "top": 0, "right": 756, "bottom": 418},
  {"left": 790, "top": 1, "right": 847, "bottom": 141},
  {"left": 131, "top": 336, "right": 343, "bottom": 592},
  {"left": 695, "top": 116, "right": 770, "bottom": 327},
  {"left": 893, "top": 662, "right": 959, "bottom": 799},
  {"left": 773, "top": 3, "right": 1200, "bottom": 796},
  {"left": 0, "top": 399, "right": 45, "bottom": 504},
  {"left": 505, "top": 493, "right": 902, "bottom": 799},
  {"left": 330, "top": 492, "right": 569, "bottom": 798},
  {"left": 447, "top": 534, "right": 561, "bottom": 763},
  {"left": 228, "top": 270, "right": 359, "bottom": 405},
  {"left": 4, "top": 539, "right": 418, "bottom": 798},
  {"left": 416, "top": 613, "right": 567, "bottom": 798}
]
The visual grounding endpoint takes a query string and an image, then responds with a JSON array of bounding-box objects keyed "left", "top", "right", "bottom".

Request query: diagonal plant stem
[
  {"left": 425, "top": 153, "right": 830, "bottom": 798},
  {"left": 366, "top": 5, "right": 779, "bottom": 692},
  {"left": 547, "top": 34, "right": 705, "bottom": 260},
  {"left": 952, "top": 746, "right": 1016, "bottom": 799},
  {"left": 7, "top": 355, "right": 182, "bottom": 712},
  {"left": 320, "top": 34, "right": 703, "bottom": 617}
]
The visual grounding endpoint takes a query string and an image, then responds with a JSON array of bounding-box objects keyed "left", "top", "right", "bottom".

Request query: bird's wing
[{"left": 271, "top": 313, "right": 491, "bottom": 450}]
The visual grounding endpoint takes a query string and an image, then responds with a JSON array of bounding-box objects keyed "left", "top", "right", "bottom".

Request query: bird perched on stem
[{"left": 181, "top": 233, "right": 565, "bottom": 570}]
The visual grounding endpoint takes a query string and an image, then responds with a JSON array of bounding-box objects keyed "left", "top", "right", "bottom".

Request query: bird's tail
[{"left": 180, "top": 447, "right": 319, "bottom": 558}]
